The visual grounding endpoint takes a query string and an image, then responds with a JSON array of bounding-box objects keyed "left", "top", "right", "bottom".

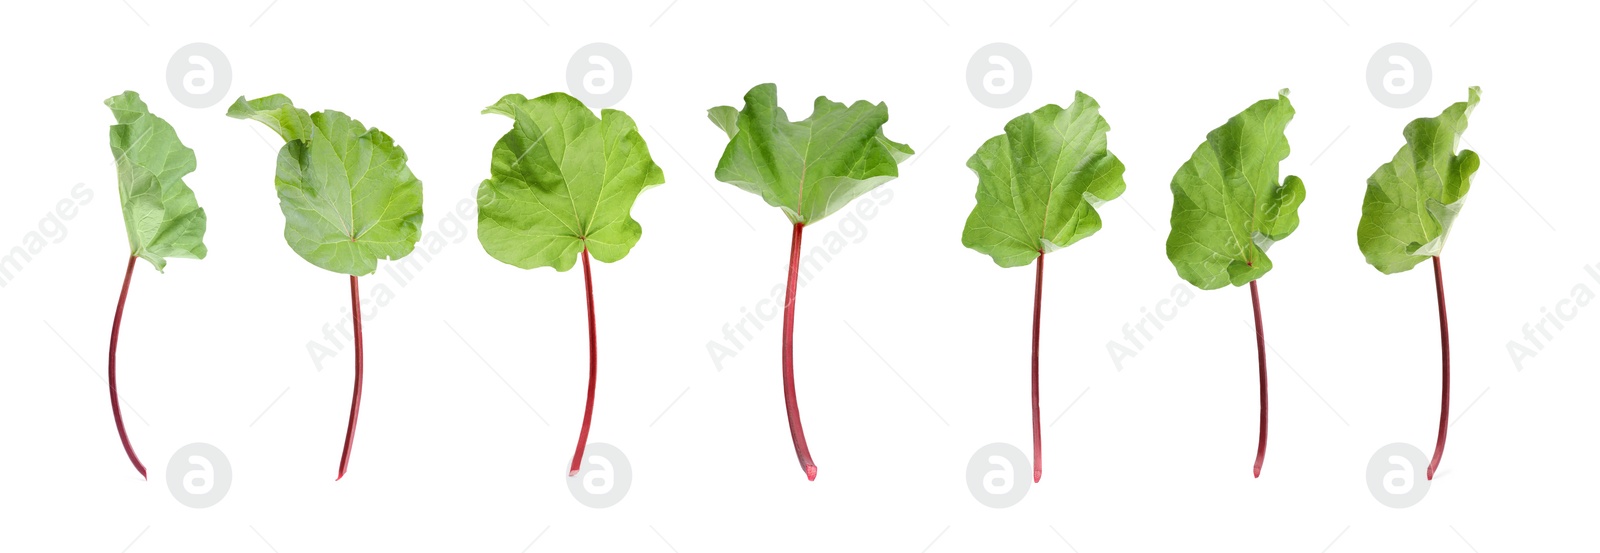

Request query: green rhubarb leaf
[
  {"left": 1357, "top": 87, "right": 1481, "bottom": 274},
  {"left": 961, "top": 93, "right": 1127, "bottom": 268},
  {"left": 709, "top": 83, "right": 913, "bottom": 224},
  {"left": 106, "top": 91, "right": 207, "bottom": 271},
  {"left": 475, "top": 92, "right": 666, "bottom": 271},
  {"left": 228, "top": 95, "right": 424, "bottom": 276},
  {"left": 1166, "top": 90, "right": 1306, "bottom": 290}
]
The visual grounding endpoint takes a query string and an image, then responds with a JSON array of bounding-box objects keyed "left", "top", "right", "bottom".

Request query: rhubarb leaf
[
  {"left": 1357, "top": 87, "right": 1482, "bottom": 274},
  {"left": 475, "top": 92, "right": 666, "bottom": 271},
  {"left": 709, "top": 83, "right": 913, "bottom": 224},
  {"left": 1166, "top": 90, "right": 1306, "bottom": 290},
  {"left": 961, "top": 93, "right": 1127, "bottom": 268},
  {"left": 106, "top": 91, "right": 207, "bottom": 271},
  {"left": 228, "top": 95, "right": 424, "bottom": 276}
]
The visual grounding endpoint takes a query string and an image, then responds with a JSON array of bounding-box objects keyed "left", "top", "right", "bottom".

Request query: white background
[{"left": 1, "top": 0, "right": 1595, "bottom": 551}]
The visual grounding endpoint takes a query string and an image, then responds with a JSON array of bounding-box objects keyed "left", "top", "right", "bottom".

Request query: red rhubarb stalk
[
  {"left": 782, "top": 222, "right": 817, "bottom": 480},
  {"left": 569, "top": 248, "right": 600, "bottom": 476},
  {"left": 1030, "top": 252, "right": 1044, "bottom": 483},
  {"left": 337, "top": 275, "right": 364, "bottom": 480},
  {"left": 1427, "top": 255, "right": 1451, "bottom": 480},
  {"left": 1249, "top": 279, "right": 1268, "bottom": 478},
  {"left": 108, "top": 255, "right": 145, "bottom": 479}
]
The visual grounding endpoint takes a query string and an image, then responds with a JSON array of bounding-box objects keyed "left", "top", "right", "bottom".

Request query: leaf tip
[
  {"left": 223, "top": 95, "right": 254, "bottom": 119},
  {"left": 743, "top": 82, "right": 778, "bottom": 104},
  {"left": 482, "top": 93, "right": 530, "bottom": 118},
  {"left": 1072, "top": 89, "right": 1103, "bottom": 109},
  {"left": 104, "top": 90, "right": 142, "bottom": 109},
  {"left": 708, "top": 105, "right": 740, "bottom": 139}
]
